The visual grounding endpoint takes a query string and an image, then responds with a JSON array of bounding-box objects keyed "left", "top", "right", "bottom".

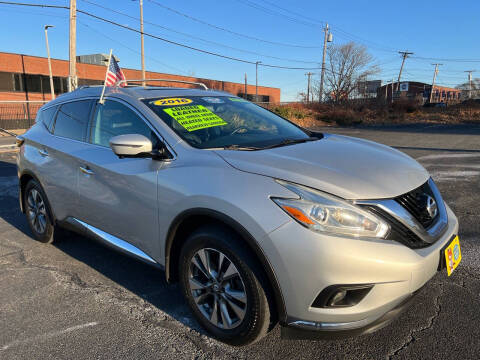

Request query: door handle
[
  {"left": 38, "top": 148, "right": 49, "bottom": 157},
  {"left": 79, "top": 166, "right": 94, "bottom": 175}
]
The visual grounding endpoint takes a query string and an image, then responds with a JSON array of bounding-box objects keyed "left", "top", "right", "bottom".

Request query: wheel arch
[
  {"left": 19, "top": 170, "right": 55, "bottom": 225},
  {"left": 165, "top": 208, "right": 287, "bottom": 323}
]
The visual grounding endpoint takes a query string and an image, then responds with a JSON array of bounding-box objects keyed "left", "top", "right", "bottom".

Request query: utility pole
[
  {"left": 396, "top": 51, "right": 413, "bottom": 92},
  {"left": 465, "top": 70, "right": 475, "bottom": 99},
  {"left": 140, "top": 0, "right": 146, "bottom": 86},
  {"left": 429, "top": 63, "right": 442, "bottom": 104},
  {"left": 305, "top": 72, "right": 313, "bottom": 103},
  {"left": 391, "top": 79, "right": 394, "bottom": 104},
  {"left": 255, "top": 61, "right": 261, "bottom": 102},
  {"left": 244, "top": 73, "right": 247, "bottom": 99},
  {"left": 68, "top": 0, "right": 77, "bottom": 91},
  {"left": 362, "top": 75, "right": 367, "bottom": 101},
  {"left": 44, "top": 25, "right": 55, "bottom": 100},
  {"left": 319, "top": 23, "right": 332, "bottom": 102}
]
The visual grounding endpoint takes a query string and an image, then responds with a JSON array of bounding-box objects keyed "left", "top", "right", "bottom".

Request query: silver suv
[{"left": 16, "top": 83, "right": 460, "bottom": 345}]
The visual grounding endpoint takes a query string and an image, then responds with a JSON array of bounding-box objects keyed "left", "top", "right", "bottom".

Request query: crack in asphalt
[
  {"left": 386, "top": 284, "right": 444, "bottom": 360},
  {"left": 0, "top": 239, "right": 238, "bottom": 358}
]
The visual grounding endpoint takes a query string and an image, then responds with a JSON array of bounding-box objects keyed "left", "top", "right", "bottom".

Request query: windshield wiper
[
  {"left": 221, "top": 144, "right": 263, "bottom": 151},
  {"left": 262, "top": 136, "right": 320, "bottom": 150},
  {"left": 208, "top": 136, "right": 320, "bottom": 151}
]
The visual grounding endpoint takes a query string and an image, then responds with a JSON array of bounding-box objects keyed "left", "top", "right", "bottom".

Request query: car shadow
[
  {"left": 0, "top": 159, "right": 205, "bottom": 336},
  {"left": 53, "top": 231, "right": 204, "bottom": 333}
]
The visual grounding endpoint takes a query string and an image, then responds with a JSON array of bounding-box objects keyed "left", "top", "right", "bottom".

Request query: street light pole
[
  {"left": 44, "top": 25, "right": 55, "bottom": 100},
  {"left": 140, "top": 0, "right": 146, "bottom": 86},
  {"left": 255, "top": 61, "right": 261, "bottom": 102}
]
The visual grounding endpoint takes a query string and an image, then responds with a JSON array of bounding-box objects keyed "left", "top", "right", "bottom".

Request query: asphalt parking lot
[{"left": 1, "top": 124, "right": 480, "bottom": 359}]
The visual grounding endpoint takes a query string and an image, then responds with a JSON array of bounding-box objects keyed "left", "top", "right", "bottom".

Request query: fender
[
  {"left": 18, "top": 170, "right": 56, "bottom": 225},
  {"left": 165, "top": 207, "right": 288, "bottom": 323}
]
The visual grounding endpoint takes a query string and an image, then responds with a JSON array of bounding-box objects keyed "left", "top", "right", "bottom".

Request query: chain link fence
[{"left": 0, "top": 101, "right": 47, "bottom": 131}]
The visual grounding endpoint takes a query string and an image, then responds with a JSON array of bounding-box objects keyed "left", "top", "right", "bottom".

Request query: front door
[{"left": 76, "top": 99, "right": 163, "bottom": 258}]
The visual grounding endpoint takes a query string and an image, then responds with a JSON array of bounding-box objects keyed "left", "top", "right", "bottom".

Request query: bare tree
[
  {"left": 317, "top": 42, "right": 378, "bottom": 102},
  {"left": 456, "top": 78, "right": 480, "bottom": 99},
  {"left": 296, "top": 91, "right": 309, "bottom": 103}
]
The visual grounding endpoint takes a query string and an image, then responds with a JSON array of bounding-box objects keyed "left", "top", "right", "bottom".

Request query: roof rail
[{"left": 114, "top": 79, "right": 208, "bottom": 90}]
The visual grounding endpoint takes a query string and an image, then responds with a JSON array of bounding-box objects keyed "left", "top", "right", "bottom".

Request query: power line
[
  {"left": 77, "top": 9, "right": 323, "bottom": 70},
  {"left": 411, "top": 56, "right": 480, "bottom": 63},
  {"left": 146, "top": 0, "right": 322, "bottom": 49},
  {"left": 0, "top": 5, "right": 67, "bottom": 18},
  {"left": 231, "top": 0, "right": 398, "bottom": 53},
  {"left": 78, "top": 20, "right": 188, "bottom": 75},
  {"left": 80, "top": 0, "right": 319, "bottom": 64},
  {"left": 261, "top": 0, "right": 323, "bottom": 25},
  {"left": 0, "top": 1, "right": 325, "bottom": 70},
  {"left": 230, "top": 0, "right": 320, "bottom": 27},
  {"left": 0, "top": 1, "right": 67, "bottom": 9}
]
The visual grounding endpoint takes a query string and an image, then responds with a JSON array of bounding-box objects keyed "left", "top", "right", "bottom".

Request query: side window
[
  {"left": 54, "top": 100, "right": 92, "bottom": 141},
  {"left": 40, "top": 106, "right": 58, "bottom": 133},
  {"left": 89, "top": 100, "right": 159, "bottom": 148}
]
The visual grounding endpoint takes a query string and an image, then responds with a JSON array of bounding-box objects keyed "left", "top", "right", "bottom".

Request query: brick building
[
  {"left": 377, "top": 81, "right": 461, "bottom": 104},
  {"left": 0, "top": 52, "right": 280, "bottom": 102}
]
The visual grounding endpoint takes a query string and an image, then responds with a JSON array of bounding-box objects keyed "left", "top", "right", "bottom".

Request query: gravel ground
[{"left": 1, "top": 124, "right": 479, "bottom": 359}]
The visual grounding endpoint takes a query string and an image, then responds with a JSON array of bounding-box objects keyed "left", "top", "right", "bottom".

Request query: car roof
[{"left": 46, "top": 86, "right": 233, "bottom": 107}]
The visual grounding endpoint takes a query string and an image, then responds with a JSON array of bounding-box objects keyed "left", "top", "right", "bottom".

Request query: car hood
[{"left": 215, "top": 134, "right": 429, "bottom": 200}]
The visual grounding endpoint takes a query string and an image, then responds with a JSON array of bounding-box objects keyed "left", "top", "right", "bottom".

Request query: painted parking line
[
  {"left": 417, "top": 153, "right": 480, "bottom": 161},
  {"left": 1, "top": 322, "right": 99, "bottom": 351}
]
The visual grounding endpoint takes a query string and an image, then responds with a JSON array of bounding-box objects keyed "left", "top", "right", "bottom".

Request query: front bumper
[
  {"left": 260, "top": 204, "right": 458, "bottom": 335},
  {"left": 281, "top": 287, "right": 421, "bottom": 339}
]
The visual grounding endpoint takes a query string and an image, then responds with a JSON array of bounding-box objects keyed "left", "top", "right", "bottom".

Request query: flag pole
[{"left": 99, "top": 49, "right": 113, "bottom": 105}]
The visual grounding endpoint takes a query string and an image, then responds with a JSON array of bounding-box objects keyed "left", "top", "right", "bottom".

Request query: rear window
[
  {"left": 38, "top": 106, "right": 58, "bottom": 133},
  {"left": 54, "top": 100, "right": 93, "bottom": 142}
]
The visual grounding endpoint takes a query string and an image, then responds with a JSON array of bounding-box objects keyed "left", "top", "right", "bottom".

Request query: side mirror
[{"left": 109, "top": 134, "right": 153, "bottom": 158}]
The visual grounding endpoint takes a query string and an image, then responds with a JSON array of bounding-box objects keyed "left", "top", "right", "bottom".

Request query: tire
[
  {"left": 24, "top": 179, "right": 56, "bottom": 244},
  {"left": 179, "top": 225, "right": 271, "bottom": 346}
]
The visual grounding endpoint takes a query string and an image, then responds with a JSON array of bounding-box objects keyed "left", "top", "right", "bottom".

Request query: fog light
[
  {"left": 328, "top": 290, "right": 347, "bottom": 306},
  {"left": 312, "top": 284, "right": 374, "bottom": 308}
]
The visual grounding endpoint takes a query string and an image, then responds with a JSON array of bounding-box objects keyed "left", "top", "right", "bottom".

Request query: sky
[{"left": 1, "top": 0, "right": 479, "bottom": 101}]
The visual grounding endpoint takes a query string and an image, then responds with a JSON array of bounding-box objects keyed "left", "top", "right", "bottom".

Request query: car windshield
[{"left": 142, "top": 96, "right": 316, "bottom": 149}]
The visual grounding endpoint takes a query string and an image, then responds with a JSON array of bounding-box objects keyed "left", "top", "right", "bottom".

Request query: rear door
[
  {"left": 36, "top": 99, "right": 94, "bottom": 221},
  {"left": 75, "top": 98, "right": 162, "bottom": 257}
]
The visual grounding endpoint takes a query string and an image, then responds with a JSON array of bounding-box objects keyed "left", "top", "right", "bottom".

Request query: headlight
[{"left": 272, "top": 180, "right": 390, "bottom": 239}]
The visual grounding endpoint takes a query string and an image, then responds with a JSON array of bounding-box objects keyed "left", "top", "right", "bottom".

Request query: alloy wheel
[
  {"left": 188, "top": 248, "right": 247, "bottom": 329},
  {"left": 27, "top": 188, "right": 47, "bottom": 234}
]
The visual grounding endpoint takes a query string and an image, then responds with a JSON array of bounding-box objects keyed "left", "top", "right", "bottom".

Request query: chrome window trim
[
  {"left": 51, "top": 98, "right": 95, "bottom": 141},
  {"left": 48, "top": 95, "right": 177, "bottom": 161},
  {"left": 90, "top": 96, "right": 177, "bottom": 161},
  {"left": 38, "top": 105, "right": 59, "bottom": 133},
  {"left": 355, "top": 178, "right": 448, "bottom": 244}
]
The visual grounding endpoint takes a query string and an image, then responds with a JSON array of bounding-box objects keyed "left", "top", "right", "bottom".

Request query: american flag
[{"left": 105, "top": 56, "right": 126, "bottom": 87}]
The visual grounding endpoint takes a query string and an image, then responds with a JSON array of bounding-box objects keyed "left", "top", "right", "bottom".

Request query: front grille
[
  {"left": 395, "top": 181, "right": 438, "bottom": 229},
  {"left": 362, "top": 206, "right": 429, "bottom": 249}
]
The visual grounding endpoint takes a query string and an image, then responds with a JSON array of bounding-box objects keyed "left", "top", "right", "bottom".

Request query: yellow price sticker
[
  {"left": 445, "top": 235, "right": 461, "bottom": 276},
  {"left": 154, "top": 98, "right": 193, "bottom": 106},
  {"left": 163, "top": 105, "right": 227, "bottom": 132}
]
